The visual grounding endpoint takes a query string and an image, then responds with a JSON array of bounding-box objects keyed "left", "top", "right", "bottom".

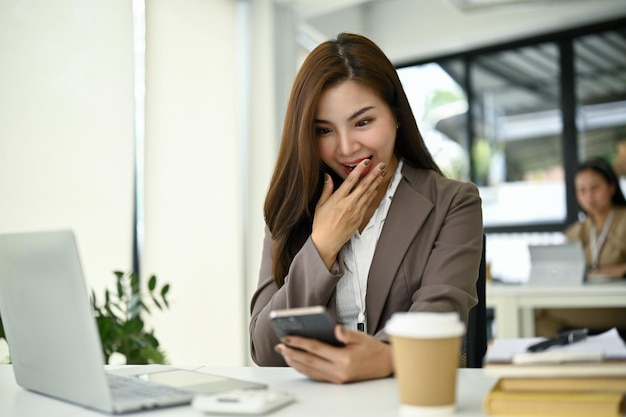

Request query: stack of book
[{"left": 482, "top": 328, "right": 626, "bottom": 417}]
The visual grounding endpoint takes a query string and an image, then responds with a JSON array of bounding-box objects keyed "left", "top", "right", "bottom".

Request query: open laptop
[
  {"left": 527, "top": 241, "right": 586, "bottom": 285},
  {"left": 0, "top": 230, "right": 265, "bottom": 414}
]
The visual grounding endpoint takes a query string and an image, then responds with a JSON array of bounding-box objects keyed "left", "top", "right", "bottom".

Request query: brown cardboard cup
[{"left": 386, "top": 312, "right": 465, "bottom": 416}]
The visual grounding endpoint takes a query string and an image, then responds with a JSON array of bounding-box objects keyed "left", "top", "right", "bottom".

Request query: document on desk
[{"left": 484, "top": 328, "right": 626, "bottom": 378}]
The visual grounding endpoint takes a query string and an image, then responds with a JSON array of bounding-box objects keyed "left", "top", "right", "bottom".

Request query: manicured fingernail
[
  {"left": 379, "top": 163, "right": 386, "bottom": 170},
  {"left": 324, "top": 173, "right": 330, "bottom": 183},
  {"left": 381, "top": 171, "right": 387, "bottom": 178},
  {"left": 274, "top": 345, "right": 283, "bottom": 354},
  {"left": 363, "top": 159, "right": 370, "bottom": 166},
  {"left": 281, "top": 337, "right": 291, "bottom": 345}
]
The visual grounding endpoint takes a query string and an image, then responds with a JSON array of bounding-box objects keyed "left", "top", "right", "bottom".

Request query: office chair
[{"left": 460, "top": 234, "right": 487, "bottom": 368}]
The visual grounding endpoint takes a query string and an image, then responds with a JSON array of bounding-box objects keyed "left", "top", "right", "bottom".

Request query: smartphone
[
  {"left": 321, "top": 162, "right": 344, "bottom": 191},
  {"left": 269, "top": 305, "right": 344, "bottom": 347}
]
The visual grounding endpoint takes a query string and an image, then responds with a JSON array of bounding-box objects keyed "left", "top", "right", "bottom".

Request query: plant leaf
[
  {"left": 91, "top": 270, "right": 171, "bottom": 366},
  {"left": 138, "top": 300, "right": 150, "bottom": 315},
  {"left": 130, "top": 273, "right": 140, "bottom": 295},
  {"left": 104, "top": 304, "right": 120, "bottom": 321},
  {"left": 116, "top": 279, "right": 123, "bottom": 299},
  {"left": 151, "top": 295, "right": 162, "bottom": 310},
  {"left": 124, "top": 318, "right": 144, "bottom": 334}
]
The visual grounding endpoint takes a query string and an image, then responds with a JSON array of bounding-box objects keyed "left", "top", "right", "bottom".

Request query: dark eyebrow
[{"left": 314, "top": 106, "right": 375, "bottom": 124}]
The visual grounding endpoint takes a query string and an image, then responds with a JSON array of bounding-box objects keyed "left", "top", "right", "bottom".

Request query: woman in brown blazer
[
  {"left": 249, "top": 33, "right": 483, "bottom": 383},
  {"left": 535, "top": 158, "right": 626, "bottom": 337}
]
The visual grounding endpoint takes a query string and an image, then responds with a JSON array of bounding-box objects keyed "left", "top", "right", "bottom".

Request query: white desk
[
  {"left": 0, "top": 365, "right": 497, "bottom": 416},
  {"left": 486, "top": 280, "right": 626, "bottom": 338}
]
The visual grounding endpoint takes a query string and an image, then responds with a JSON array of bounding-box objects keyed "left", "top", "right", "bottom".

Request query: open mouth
[{"left": 342, "top": 156, "right": 373, "bottom": 173}]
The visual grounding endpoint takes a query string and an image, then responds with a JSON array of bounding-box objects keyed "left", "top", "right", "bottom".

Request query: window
[
  {"left": 575, "top": 29, "right": 626, "bottom": 166},
  {"left": 397, "top": 20, "right": 626, "bottom": 234},
  {"left": 470, "top": 43, "right": 565, "bottom": 227},
  {"left": 396, "top": 20, "right": 626, "bottom": 281},
  {"left": 398, "top": 61, "right": 469, "bottom": 181}
]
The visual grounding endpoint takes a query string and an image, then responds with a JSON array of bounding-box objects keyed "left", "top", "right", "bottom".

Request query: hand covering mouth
[{"left": 342, "top": 156, "right": 373, "bottom": 172}]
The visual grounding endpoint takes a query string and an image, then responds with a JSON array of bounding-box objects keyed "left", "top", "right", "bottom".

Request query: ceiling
[
  {"left": 293, "top": 0, "right": 626, "bottom": 63},
  {"left": 287, "top": 0, "right": 609, "bottom": 20}
]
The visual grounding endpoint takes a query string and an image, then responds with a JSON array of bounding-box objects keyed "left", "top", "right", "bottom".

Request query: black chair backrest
[{"left": 461, "top": 234, "right": 487, "bottom": 368}]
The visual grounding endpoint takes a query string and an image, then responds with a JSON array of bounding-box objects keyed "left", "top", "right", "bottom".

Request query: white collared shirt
[{"left": 336, "top": 160, "right": 404, "bottom": 331}]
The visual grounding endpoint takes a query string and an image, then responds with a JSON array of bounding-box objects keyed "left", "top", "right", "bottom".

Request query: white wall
[
  {"left": 246, "top": 2, "right": 278, "bottom": 312},
  {"left": 142, "top": 0, "right": 276, "bottom": 366},
  {"left": 0, "top": 1, "right": 135, "bottom": 294},
  {"left": 142, "top": 0, "right": 244, "bottom": 366},
  {"left": 141, "top": 0, "right": 289, "bottom": 367},
  {"left": 0, "top": 0, "right": 278, "bottom": 367}
]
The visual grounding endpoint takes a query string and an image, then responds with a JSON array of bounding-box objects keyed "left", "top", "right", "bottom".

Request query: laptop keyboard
[{"left": 107, "top": 373, "right": 194, "bottom": 412}]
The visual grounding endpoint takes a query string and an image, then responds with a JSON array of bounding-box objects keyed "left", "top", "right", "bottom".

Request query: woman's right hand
[
  {"left": 591, "top": 264, "right": 626, "bottom": 279},
  {"left": 311, "top": 159, "right": 386, "bottom": 269},
  {"left": 274, "top": 325, "right": 393, "bottom": 384}
]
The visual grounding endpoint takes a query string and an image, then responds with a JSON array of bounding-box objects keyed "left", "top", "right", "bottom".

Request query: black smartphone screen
[
  {"left": 270, "top": 306, "right": 344, "bottom": 347},
  {"left": 321, "top": 162, "right": 344, "bottom": 191}
]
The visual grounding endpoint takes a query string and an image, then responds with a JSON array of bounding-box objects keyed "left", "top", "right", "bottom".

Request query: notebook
[
  {"left": 0, "top": 230, "right": 265, "bottom": 414},
  {"left": 527, "top": 241, "right": 586, "bottom": 285}
]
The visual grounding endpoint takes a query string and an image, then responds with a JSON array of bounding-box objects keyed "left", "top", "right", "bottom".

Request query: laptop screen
[{"left": 527, "top": 241, "right": 586, "bottom": 285}]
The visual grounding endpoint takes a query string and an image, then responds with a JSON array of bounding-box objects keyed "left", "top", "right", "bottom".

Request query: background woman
[{"left": 535, "top": 157, "right": 626, "bottom": 338}]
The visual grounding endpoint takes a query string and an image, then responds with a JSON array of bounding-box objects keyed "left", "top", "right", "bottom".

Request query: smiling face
[
  {"left": 315, "top": 80, "right": 399, "bottom": 181},
  {"left": 575, "top": 168, "right": 615, "bottom": 218}
]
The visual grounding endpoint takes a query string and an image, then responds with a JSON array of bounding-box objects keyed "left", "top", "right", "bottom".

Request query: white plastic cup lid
[{"left": 385, "top": 311, "right": 465, "bottom": 339}]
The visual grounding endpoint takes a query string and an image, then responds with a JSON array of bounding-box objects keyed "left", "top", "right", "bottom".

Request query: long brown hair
[{"left": 264, "top": 33, "right": 441, "bottom": 287}]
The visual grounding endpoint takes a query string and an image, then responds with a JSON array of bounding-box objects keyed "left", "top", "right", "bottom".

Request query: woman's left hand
[{"left": 274, "top": 325, "right": 393, "bottom": 383}]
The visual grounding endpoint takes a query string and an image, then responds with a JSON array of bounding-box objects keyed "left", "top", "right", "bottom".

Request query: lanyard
[{"left": 589, "top": 209, "right": 614, "bottom": 270}]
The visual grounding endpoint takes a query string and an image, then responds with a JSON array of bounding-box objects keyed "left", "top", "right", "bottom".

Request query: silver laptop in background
[
  {"left": 0, "top": 230, "right": 265, "bottom": 414},
  {"left": 527, "top": 241, "right": 586, "bottom": 286}
]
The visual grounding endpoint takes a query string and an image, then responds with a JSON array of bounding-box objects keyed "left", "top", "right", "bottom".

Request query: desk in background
[
  {"left": 486, "top": 280, "right": 626, "bottom": 338},
  {"left": 0, "top": 365, "right": 496, "bottom": 417}
]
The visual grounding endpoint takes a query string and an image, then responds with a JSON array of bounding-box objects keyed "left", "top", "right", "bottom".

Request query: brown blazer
[
  {"left": 564, "top": 206, "right": 626, "bottom": 268},
  {"left": 249, "top": 163, "right": 484, "bottom": 366}
]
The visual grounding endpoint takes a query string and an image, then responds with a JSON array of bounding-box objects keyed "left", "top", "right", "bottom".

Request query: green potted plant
[{"left": 90, "top": 270, "right": 171, "bottom": 365}]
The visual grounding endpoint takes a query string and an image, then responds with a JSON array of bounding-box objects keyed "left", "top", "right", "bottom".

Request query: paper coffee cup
[{"left": 386, "top": 312, "right": 465, "bottom": 416}]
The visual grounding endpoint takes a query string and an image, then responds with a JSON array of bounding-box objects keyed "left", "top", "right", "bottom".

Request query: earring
[{"left": 396, "top": 122, "right": 400, "bottom": 129}]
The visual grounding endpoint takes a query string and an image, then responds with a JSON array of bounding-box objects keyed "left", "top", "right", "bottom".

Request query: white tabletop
[
  {"left": 0, "top": 365, "right": 498, "bottom": 416},
  {"left": 486, "top": 280, "right": 626, "bottom": 338},
  {"left": 487, "top": 279, "right": 626, "bottom": 298}
]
